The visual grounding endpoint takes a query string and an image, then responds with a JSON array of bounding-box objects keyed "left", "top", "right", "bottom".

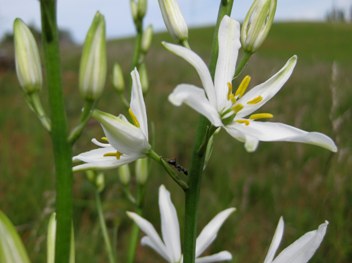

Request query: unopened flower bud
[
  {"left": 79, "top": 12, "right": 107, "bottom": 101},
  {"left": 141, "top": 25, "right": 153, "bottom": 53},
  {"left": 118, "top": 164, "right": 131, "bottom": 185},
  {"left": 135, "top": 158, "right": 148, "bottom": 185},
  {"left": 137, "top": 0, "right": 147, "bottom": 19},
  {"left": 158, "top": 0, "right": 188, "bottom": 42},
  {"left": 241, "top": 0, "right": 277, "bottom": 53},
  {"left": 130, "top": 0, "right": 138, "bottom": 21},
  {"left": 139, "top": 63, "right": 149, "bottom": 94},
  {"left": 112, "top": 63, "right": 125, "bottom": 93},
  {"left": 13, "top": 18, "right": 42, "bottom": 94},
  {"left": 86, "top": 170, "right": 105, "bottom": 192}
]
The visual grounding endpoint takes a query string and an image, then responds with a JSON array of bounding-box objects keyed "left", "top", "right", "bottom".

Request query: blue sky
[{"left": 0, "top": 0, "right": 350, "bottom": 43}]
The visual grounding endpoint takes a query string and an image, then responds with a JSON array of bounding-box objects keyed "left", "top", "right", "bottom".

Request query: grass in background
[{"left": 0, "top": 22, "right": 351, "bottom": 262}]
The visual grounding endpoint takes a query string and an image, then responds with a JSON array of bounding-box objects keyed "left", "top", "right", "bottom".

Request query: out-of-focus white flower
[
  {"left": 263, "top": 217, "right": 328, "bottom": 263},
  {"left": 79, "top": 11, "right": 107, "bottom": 101},
  {"left": 13, "top": 18, "right": 42, "bottom": 94},
  {"left": 127, "top": 185, "right": 234, "bottom": 263},
  {"left": 73, "top": 69, "right": 150, "bottom": 172},
  {"left": 158, "top": 0, "right": 188, "bottom": 42},
  {"left": 165, "top": 15, "right": 337, "bottom": 152},
  {"left": 241, "top": 0, "right": 277, "bottom": 53}
]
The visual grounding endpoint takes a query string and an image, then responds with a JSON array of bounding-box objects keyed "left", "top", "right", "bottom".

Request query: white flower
[
  {"left": 73, "top": 69, "right": 150, "bottom": 172},
  {"left": 127, "top": 185, "right": 235, "bottom": 263},
  {"left": 164, "top": 16, "right": 337, "bottom": 152},
  {"left": 264, "top": 217, "right": 328, "bottom": 263}
]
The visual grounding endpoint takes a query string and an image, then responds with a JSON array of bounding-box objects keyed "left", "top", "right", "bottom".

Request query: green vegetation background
[{"left": 0, "top": 22, "right": 351, "bottom": 262}]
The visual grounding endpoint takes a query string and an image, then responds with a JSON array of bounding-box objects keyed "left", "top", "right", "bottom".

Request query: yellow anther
[
  {"left": 101, "top": 137, "right": 109, "bottom": 142},
  {"left": 249, "top": 113, "right": 274, "bottom": 120},
  {"left": 234, "top": 75, "right": 251, "bottom": 99},
  {"left": 236, "top": 119, "right": 250, "bottom": 126},
  {"left": 247, "top": 95, "right": 263, "bottom": 105},
  {"left": 227, "top": 82, "right": 233, "bottom": 101},
  {"left": 128, "top": 108, "right": 140, "bottom": 128},
  {"left": 232, "top": 103, "right": 244, "bottom": 113},
  {"left": 104, "top": 151, "right": 123, "bottom": 160}
]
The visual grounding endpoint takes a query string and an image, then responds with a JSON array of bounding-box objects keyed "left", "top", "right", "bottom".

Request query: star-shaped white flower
[
  {"left": 73, "top": 69, "right": 150, "bottom": 172},
  {"left": 164, "top": 15, "right": 337, "bottom": 152},
  {"left": 263, "top": 217, "right": 328, "bottom": 263},
  {"left": 127, "top": 185, "right": 235, "bottom": 263}
]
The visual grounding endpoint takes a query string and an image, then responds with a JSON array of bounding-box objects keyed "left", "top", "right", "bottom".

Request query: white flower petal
[
  {"left": 130, "top": 69, "right": 149, "bottom": 138},
  {"left": 228, "top": 121, "right": 337, "bottom": 152},
  {"left": 264, "top": 217, "right": 284, "bottom": 263},
  {"left": 196, "top": 251, "right": 232, "bottom": 263},
  {"left": 169, "top": 84, "right": 222, "bottom": 126},
  {"left": 91, "top": 138, "right": 111, "bottom": 147},
  {"left": 272, "top": 221, "right": 328, "bottom": 263},
  {"left": 214, "top": 16, "right": 241, "bottom": 112},
  {"left": 237, "top": 56, "right": 297, "bottom": 118},
  {"left": 159, "top": 185, "right": 182, "bottom": 263},
  {"left": 162, "top": 42, "right": 216, "bottom": 106},
  {"left": 196, "top": 208, "right": 235, "bottom": 257},
  {"left": 141, "top": 236, "right": 170, "bottom": 262},
  {"left": 127, "top": 212, "right": 168, "bottom": 260}
]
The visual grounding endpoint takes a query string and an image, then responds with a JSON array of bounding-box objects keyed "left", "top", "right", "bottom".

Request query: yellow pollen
[
  {"left": 232, "top": 103, "right": 244, "bottom": 113},
  {"left": 104, "top": 151, "right": 123, "bottom": 160},
  {"left": 247, "top": 96, "right": 263, "bottom": 105},
  {"left": 227, "top": 82, "right": 233, "bottom": 101},
  {"left": 249, "top": 113, "right": 274, "bottom": 120},
  {"left": 234, "top": 75, "right": 251, "bottom": 99},
  {"left": 236, "top": 119, "right": 250, "bottom": 126},
  {"left": 128, "top": 108, "right": 140, "bottom": 128},
  {"left": 101, "top": 137, "right": 109, "bottom": 142}
]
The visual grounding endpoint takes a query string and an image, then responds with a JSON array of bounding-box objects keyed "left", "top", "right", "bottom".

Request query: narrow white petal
[
  {"left": 264, "top": 217, "right": 284, "bottom": 263},
  {"left": 130, "top": 69, "right": 149, "bottom": 138},
  {"left": 196, "top": 208, "right": 235, "bottom": 257},
  {"left": 169, "top": 84, "right": 222, "bottom": 126},
  {"left": 272, "top": 221, "right": 328, "bottom": 263},
  {"left": 162, "top": 42, "right": 216, "bottom": 106},
  {"left": 91, "top": 138, "right": 111, "bottom": 147},
  {"left": 237, "top": 56, "right": 297, "bottom": 118},
  {"left": 214, "top": 16, "right": 241, "bottom": 112},
  {"left": 196, "top": 251, "right": 232, "bottom": 263},
  {"left": 127, "top": 212, "right": 168, "bottom": 260},
  {"left": 141, "top": 236, "right": 171, "bottom": 262},
  {"left": 73, "top": 147, "right": 116, "bottom": 163},
  {"left": 228, "top": 121, "right": 337, "bottom": 152},
  {"left": 159, "top": 185, "right": 182, "bottom": 263}
]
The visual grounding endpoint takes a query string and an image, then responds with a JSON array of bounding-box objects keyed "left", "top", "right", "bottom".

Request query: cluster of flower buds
[
  {"left": 130, "top": 0, "right": 147, "bottom": 23},
  {"left": 79, "top": 11, "right": 107, "bottom": 101},
  {"left": 241, "top": 0, "right": 277, "bottom": 53}
]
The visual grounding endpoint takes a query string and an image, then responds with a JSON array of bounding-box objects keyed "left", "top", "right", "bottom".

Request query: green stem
[
  {"left": 234, "top": 51, "right": 252, "bottom": 78},
  {"left": 95, "top": 191, "right": 116, "bottom": 263},
  {"left": 68, "top": 100, "right": 96, "bottom": 145},
  {"left": 131, "top": 22, "right": 143, "bottom": 70},
  {"left": 183, "top": 1, "right": 234, "bottom": 263},
  {"left": 39, "top": 1, "right": 73, "bottom": 262},
  {"left": 27, "top": 93, "right": 51, "bottom": 132}
]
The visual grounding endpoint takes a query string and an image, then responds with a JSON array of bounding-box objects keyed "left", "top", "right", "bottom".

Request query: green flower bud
[
  {"left": 139, "top": 63, "right": 149, "bottom": 94},
  {"left": 13, "top": 18, "right": 42, "bottom": 94},
  {"left": 141, "top": 25, "right": 153, "bottom": 53},
  {"left": 118, "top": 164, "right": 131, "bottom": 185},
  {"left": 158, "top": 0, "right": 188, "bottom": 42},
  {"left": 112, "top": 63, "right": 125, "bottom": 93},
  {"left": 86, "top": 170, "right": 105, "bottom": 192},
  {"left": 137, "top": 0, "right": 147, "bottom": 19},
  {"left": 79, "top": 12, "right": 107, "bottom": 101},
  {"left": 241, "top": 0, "right": 277, "bottom": 53},
  {"left": 135, "top": 158, "right": 148, "bottom": 185},
  {"left": 130, "top": 0, "right": 138, "bottom": 21}
]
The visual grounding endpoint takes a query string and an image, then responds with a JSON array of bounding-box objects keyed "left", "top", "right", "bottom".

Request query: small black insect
[{"left": 167, "top": 158, "right": 188, "bottom": 176}]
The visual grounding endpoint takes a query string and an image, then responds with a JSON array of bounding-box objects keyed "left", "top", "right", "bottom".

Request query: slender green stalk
[
  {"left": 183, "top": 1, "right": 234, "bottom": 263},
  {"left": 39, "top": 0, "right": 73, "bottom": 262},
  {"left": 95, "top": 191, "right": 116, "bottom": 263},
  {"left": 68, "top": 100, "right": 96, "bottom": 145},
  {"left": 27, "top": 93, "right": 51, "bottom": 131},
  {"left": 234, "top": 51, "right": 252, "bottom": 78},
  {"left": 131, "top": 22, "right": 143, "bottom": 70}
]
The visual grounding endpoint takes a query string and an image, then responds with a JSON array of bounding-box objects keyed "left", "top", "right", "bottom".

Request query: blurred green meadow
[{"left": 1, "top": 22, "right": 351, "bottom": 262}]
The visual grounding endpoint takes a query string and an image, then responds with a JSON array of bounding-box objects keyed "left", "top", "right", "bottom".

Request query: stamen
[
  {"left": 236, "top": 119, "right": 250, "bottom": 126},
  {"left": 104, "top": 151, "right": 123, "bottom": 160},
  {"left": 128, "top": 108, "right": 140, "bottom": 127},
  {"left": 249, "top": 113, "right": 274, "bottom": 120},
  {"left": 101, "top": 137, "right": 109, "bottom": 142},
  {"left": 227, "top": 82, "right": 233, "bottom": 101},
  {"left": 247, "top": 96, "right": 263, "bottom": 104},
  {"left": 235, "top": 75, "right": 251, "bottom": 99},
  {"left": 232, "top": 103, "right": 244, "bottom": 113}
]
